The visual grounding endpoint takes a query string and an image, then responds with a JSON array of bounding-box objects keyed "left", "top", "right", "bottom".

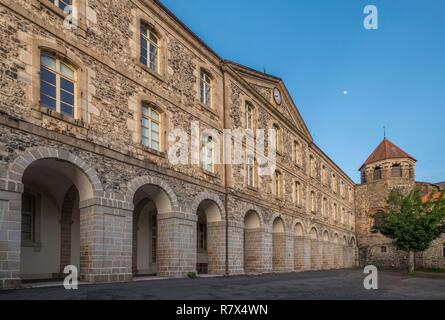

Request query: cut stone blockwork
[{"left": 0, "top": 0, "right": 365, "bottom": 289}]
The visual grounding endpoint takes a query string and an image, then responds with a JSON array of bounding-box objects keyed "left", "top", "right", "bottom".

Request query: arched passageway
[{"left": 243, "top": 211, "right": 262, "bottom": 273}]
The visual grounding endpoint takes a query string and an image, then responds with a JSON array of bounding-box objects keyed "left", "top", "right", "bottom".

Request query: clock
[{"left": 273, "top": 87, "right": 282, "bottom": 105}]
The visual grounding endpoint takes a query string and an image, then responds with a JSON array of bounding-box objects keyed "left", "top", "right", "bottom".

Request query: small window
[
  {"left": 409, "top": 166, "right": 415, "bottom": 179},
  {"left": 323, "top": 197, "right": 328, "bottom": 217},
  {"left": 373, "top": 211, "right": 386, "bottom": 229},
  {"left": 294, "top": 141, "right": 302, "bottom": 166},
  {"left": 21, "top": 192, "right": 36, "bottom": 242},
  {"left": 40, "top": 51, "right": 76, "bottom": 117},
  {"left": 140, "top": 24, "right": 159, "bottom": 73},
  {"left": 246, "top": 156, "right": 255, "bottom": 188},
  {"left": 200, "top": 70, "right": 212, "bottom": 108},
  {"left": 141, "top": 103, "right": 161, "bottom": 152},
  {"left": 151, "top": 212, "right": 157, "bottom": 263},
  {"left": 361, "top": 171, "right": 367, "bottom": 184},
  {"left": 245, "top": 103, "right": 254, "bottom": 131},
  {"left": 310, "top": 156, "right": 316, "bottom": 178},
  {"left": 48, "top": 0, "right": 72, "bottom": 11},
  {"left": 201, "top": 135, "right": 214, "bottom": 173},
  {"left": 197, "top": 222, "right": 207, "bottom": 251},
  {"left": 274, "top": 171, "right": 282, "bottom": 198},
  {"left": 391, "top": 164, "right": 402, "bottom": 178},
  {"left": 332, "top": 174, "right": 337, "bottom": 193},
  {"left": 381, "top": 246, "right": 387, "bottom": 253},
  {"left": 373, "top": 166, "right": 382, "bottom": 181}
]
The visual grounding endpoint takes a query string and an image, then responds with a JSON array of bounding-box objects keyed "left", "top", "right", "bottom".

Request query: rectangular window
[
  {"left": 311, "top": 192, "right": 316, "bottom": 212},
  {"left": 48, "top": 0, "right": 72, "bottom": 11},
  {"left": 201, "top": 136, "right": 214, "bottom": 173},
  {"left": 140, "top": 24, "right": 159, "bottom": 73},
  {"left": 295, "top": 181, "right": 301, "bottom": 206},
  {"left": 21, "top": 192, "right": 36, "bottom": 242},
  {"left": 151, "top": 213, "right": 157, "bottom": 263},
  {"left": 246, "top": 156, "right": 254, "bottom": 188},
  {"left": 274, "top": 171, "right": 282, "bottom": 198},
  {"left": 245, "top": 103, "right": 253, "bottom": 131},
  {"left": 200, "top": 71, "right": 211, "bottom": 108},
  {"left": 294, "top": 142, "right": 302, "bottom": 166},
  {"left": 141, "top": 103, "right": 161, "bottom": 152},
  {"left": 40, "top": 52, "right": 76, "bottom": 117},
  {"left": 197, "top": 223, "right": 207, "bottom": 250}
]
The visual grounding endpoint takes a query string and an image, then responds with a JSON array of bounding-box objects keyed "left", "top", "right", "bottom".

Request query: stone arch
[
  {"left": 243, "top": 209, "right": 264, "bottom": 274},
  {"left": 7, "top": 147, "right": 103, "bottom": 201},
  {"left": 191, "top": 192, "right": 225, "bottom": 223},
  {"left": 244, "top": 210, "right": 262, "bottom": 229},
  {"left": 125, "top": 176, "right": 178, "bottom": 212},
  {"left": 272, "top": 217, "right": 285, "bottom": 234},
  {"left": 350, "top": 236, "right": 357, "bottom": 247},
  {"left": 293, "top": 222, "right": 305, "bottom": 237},
  {"left": 310, "top": 227, "right": 319, "bottom": 240},
  {"left": 269, "top": 214, "right": 288, "bottom": 233},
  {"left": 242, "top": 204, "right": 265, "bottom": 227},
  {"left": 323, "top": 230, "right": 330, "bottom": 242}
]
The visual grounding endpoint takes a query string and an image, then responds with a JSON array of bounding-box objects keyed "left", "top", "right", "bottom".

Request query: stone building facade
[
  {"left": 0, "top": 0, "right": 358, "bottom": 289},
  {"left": 356, "top": 139, "right": 445, "bottom": 270}
]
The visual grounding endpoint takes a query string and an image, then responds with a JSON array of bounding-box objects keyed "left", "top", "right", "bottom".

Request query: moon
[{"left": 343, "top": 90, "right": 348, "bottom": 95}]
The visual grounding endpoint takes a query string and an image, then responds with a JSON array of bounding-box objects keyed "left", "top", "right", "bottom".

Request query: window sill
[
  {"left": 39, "top": 106, "right": 87, "bottom": 128},
  {"left": 135, "top": 61, "right": 165, "bottom": 82},
  {"left": 141, "top": 145, "right": 167, "bottom": 159},
  {"left": 246, "top": 185, "right": 258, "bottom": 192},
  {"left": 202, "top": 169, "right": 220, "bottom": 179},
  {"left": 198, "top": 103, "right": 219, "bottom": 118}
]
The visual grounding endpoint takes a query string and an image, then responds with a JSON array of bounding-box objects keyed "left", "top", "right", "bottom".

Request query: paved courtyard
[{"left": 0, "top": 269, "right": 444, "bottom": 300}]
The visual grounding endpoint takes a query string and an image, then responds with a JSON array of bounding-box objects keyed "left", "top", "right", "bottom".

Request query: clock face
[{"left": 273, "top": 88, "right": 282, "bottom": 105}]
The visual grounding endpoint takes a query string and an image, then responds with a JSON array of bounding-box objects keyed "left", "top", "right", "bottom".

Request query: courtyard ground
[{"left": 0, "top": 269, "right": 444, "bottom": 300}]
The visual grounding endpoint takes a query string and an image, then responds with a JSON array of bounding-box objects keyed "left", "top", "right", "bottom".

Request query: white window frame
[
  {"left": 141, "top": 24, "right": 159, "bottom": 73},
  {"left": 141, "top": 103, "right": 161, "bottom": 152},
  {"left": 200, "top": 70, "right": 212, "bottom": 108}
]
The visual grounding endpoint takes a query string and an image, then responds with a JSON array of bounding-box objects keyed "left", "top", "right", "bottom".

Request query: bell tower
[{"left": 355, "top": 138, "right": 417, "bottom": 267}]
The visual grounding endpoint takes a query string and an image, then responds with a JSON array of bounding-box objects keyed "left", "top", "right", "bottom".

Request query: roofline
[
  {"left": 152, "top": 0, "right": 222, "bottom": 61},
  {"left": 223, "top": 60, "right": 282, "bottom": 81},
  {"left": 311, "top": 143, "right": 356, "bottom": 186},
  {"left": 358, "top": 156, "right": 417, "bottom": 171}
]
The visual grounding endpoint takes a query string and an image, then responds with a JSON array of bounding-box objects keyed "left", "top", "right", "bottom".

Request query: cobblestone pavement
[{"left": 0, "top": 269, "right": 444, "bottom": 300}]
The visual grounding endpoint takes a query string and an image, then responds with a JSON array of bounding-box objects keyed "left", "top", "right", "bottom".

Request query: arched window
[
  {"left": 391, "top": 164, "right": 402, "bottom": 177},
  {"left": 141, "top": 103, "right": 161, "bottom": 152},
  {"left": 201, "top": 135, "right": 214, "bottom": 173},
  {"left": 321, "top": 165, "right": 327, "bottom": 185},
  {"left": 310, "top": 191, "right": 316, "bottom": 213},
  {"left": 309, "top": 155, "right": 316, "bottom": 178},
  {"left": 40, "top": 51, "right": 77, "bottom": 117},
  {"left": 323, "top": 197, "right": 328, "bottom": 217},
  {"left": 340, "top": 181, "right": 345, "bottom": 198},
  {"left": 140, "top": 23, "right": 159, "bottom": 72},
  {"left": 200, "top": 70, "right": 212, "bottom": 108},
  {"left": 295, "top": 181, "right": 302, "bottom": 206},
  {"left": 245, "top": 102, "right": 254, "bottom": 131},
  {"left": 373, "top": 166, "right": 382, "bottom": 181},
  {"left": 274, "top": 170, "right": 282, "bottom": 198},
  {"left": 48, "top": 0, "right": 72, "bottom": 11}
]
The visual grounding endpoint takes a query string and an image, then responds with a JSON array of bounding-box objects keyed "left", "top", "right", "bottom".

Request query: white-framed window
[
  {"left": 200, "top": 70, "right": 212, "bottom": 108},
  {"left": 201, "top": 136, "right": 214, "bottom": 173},
  {"left": 245, "top": 102, "right": 254, "bottom": 131},
  {"left": 140, "top": 23, "right": 159, "bottom": 73},
  {"left": 246, "top": 155, "right": 255, "bottom": 188},
  {"left": 141, "top": 103, "right": 161, "bottom": 152},
  {"left": 294, "top": 181, "right": 302, "bottom": 206},
  {"left": 48, "top": 0, "right": 72, "bottom": 11},
  {"left": 274, "top": 170, "right": 282, "bottom": 198},
  {"left": 40, "top": 51, "right": 76, "bottom": 117}
]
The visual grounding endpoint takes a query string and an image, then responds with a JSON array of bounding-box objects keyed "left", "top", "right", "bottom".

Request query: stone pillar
[
  {"left": 244, "top": 228, "right": 269, "bottom": 273},
  {"left": 294, "top": 236, "right": 305, "bottom": 271},
  {"left": 157, "top": 212, "right": 196, "bottom": 278},
  {"left": 0, "top": 188, "right": 22, "bottom": 290},
  {"left": 79, "top": 202, "right": 132, "bottom": 283},
  {"left": 207, "top": 221, "right": 226, "bottom": 275},
  {"left": 311, "top": 240, "right": 322, "bottom": 270},
  {"left": 227, "top": 222, "right": 243, "bottom": 275},
  {"left": 272, "top": 232, "right": 293, "bottom": 272},
  {"left": 322, "top": 241, "right": 329, "bottom": 270}
]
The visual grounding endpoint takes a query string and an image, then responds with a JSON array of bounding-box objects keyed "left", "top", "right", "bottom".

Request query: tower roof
[{"left": 360, "top": 138, "right": 416, "bottom": 170}]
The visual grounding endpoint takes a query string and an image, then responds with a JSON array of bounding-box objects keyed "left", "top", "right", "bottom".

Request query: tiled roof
[{"left": 361, "top": 139, "right": 416, "bottom": 169}]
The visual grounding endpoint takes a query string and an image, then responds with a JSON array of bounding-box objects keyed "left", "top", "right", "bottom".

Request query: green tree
[{"left": 373, "top": 187, "right": 445, "bottom": 272}]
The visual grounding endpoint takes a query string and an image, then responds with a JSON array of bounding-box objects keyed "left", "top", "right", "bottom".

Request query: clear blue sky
[{"left": 161, "top": 0, "right": 445, "bottom": 183}]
